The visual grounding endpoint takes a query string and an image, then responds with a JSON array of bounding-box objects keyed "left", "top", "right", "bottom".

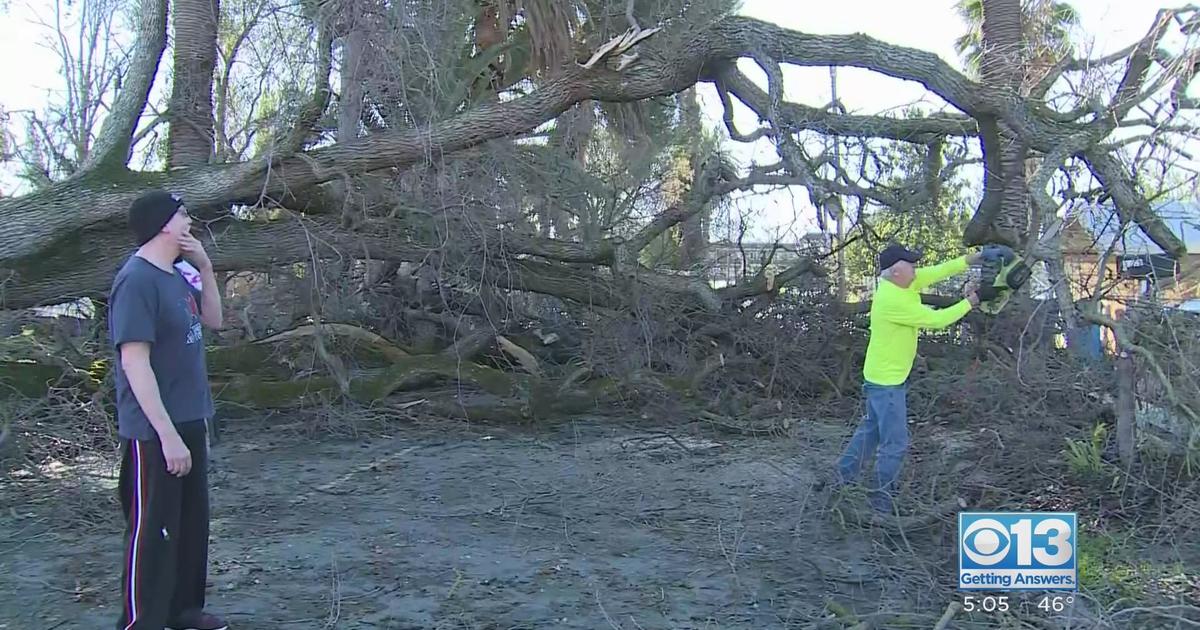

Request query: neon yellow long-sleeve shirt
[{"left": 863, "top": 255, "right": 973, "bottom": 386}]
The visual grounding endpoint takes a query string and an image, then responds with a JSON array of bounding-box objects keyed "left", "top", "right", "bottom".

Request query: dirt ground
[{"left": 0, "top": 411, "right": 1128, "bottom": 629}]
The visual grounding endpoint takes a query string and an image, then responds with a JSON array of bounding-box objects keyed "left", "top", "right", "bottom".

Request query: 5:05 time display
[{"left": 961, "top": 595, "right": 1009, "bottom": 613}]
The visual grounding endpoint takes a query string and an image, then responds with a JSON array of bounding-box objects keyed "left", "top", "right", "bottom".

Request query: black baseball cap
[
  {"left": 879, "top": 243, "right": 922, "bottom": 270},
  {"left": 128, "top": 189, "right": 184, "bottom": 245}
]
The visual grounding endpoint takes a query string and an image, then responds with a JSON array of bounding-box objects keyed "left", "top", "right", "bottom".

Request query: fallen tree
[
  {"left": 0, "top": 0, "right": 1196, "bottom": 461},
  {"left": 4, "top": 9, "right": 1200, "bottom": 626},
  {"left": 1, "top": 6, "right": 1194, "bottom": 309}
]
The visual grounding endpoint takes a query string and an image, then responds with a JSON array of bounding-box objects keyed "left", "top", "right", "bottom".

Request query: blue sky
[{"left": 0, "top": 0, "right": 1176, "bottom": 241}]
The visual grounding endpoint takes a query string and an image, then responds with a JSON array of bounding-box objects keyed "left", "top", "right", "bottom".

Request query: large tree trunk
[
  {"left": 338, "top": 19, "right": 367, "bottom": 144},
  {"left": 965, "top": 0, "right": 1029, "bottom": 247},
  {"left": 168, "top": 0, "right": 219, "bottom": 167},
  {"left": 0, "top": 46, "right": 708, "bottom": 281}
]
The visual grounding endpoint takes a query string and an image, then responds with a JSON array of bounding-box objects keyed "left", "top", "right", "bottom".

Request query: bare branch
[
  {"left": 1080, "top": 305, "right": 1200, "bottom": 429},
  {"left": 79, "top": 0, "right": 168, "bottom": 173},
  {"left": 129, "top": 113, "right": 169, "bottom": 148},
  {"left": 1083, "top": 149, "right": 1188, "bottom": 259},
  {"left": 713, "top": 70, "right": 771, "bottom": 142},
  {"left": 282, "top": 18, "right": 335, "bottom": 153},
  {"left": 717, "top": 67, "right": 978, "bottom": 143},
  {"left": 214, "top": 0, "right": 269, "bottom": 161},
  {"left": 1112, "top": 10, "right": 1179, "bottom": 118}
]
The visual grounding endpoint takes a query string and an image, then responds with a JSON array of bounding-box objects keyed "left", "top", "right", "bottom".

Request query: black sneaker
[{"left": 167, "top": 611, "right": 229, "bottom": 630}]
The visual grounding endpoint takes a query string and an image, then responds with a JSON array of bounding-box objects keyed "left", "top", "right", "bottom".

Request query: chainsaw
[{"left": 975, "top": 250, "right": 1032, "bottom": 315}]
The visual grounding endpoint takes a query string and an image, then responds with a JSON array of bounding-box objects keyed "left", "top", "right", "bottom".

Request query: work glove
[{"left": 979, "top": 244, "right": 1016, "bottom": 264}]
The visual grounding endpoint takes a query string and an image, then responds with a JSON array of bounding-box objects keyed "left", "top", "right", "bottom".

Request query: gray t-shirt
[{"left": 109, "top": 255, "right": 214, "bottom": 440}]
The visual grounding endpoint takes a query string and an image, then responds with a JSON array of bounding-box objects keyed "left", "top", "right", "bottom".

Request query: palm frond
[
  {"left": 513, "top": 0, "right": 582, "bottom": 73},
  {"left": 954, "top": 0, "right": 1080, "bottom": 73}
]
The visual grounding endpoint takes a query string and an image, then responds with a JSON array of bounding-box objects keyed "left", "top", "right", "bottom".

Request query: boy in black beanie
[{"left": 108, "top": 189, "right": 227, "bottom": 630}]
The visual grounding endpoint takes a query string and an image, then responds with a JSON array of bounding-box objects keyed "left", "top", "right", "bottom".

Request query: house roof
[{"left": 1068, "top": 200, "right": 1200, "bottom": 256}]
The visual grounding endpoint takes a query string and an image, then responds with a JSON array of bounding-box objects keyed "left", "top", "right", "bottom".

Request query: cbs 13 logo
[{"left": 962, "top": 514, "right": 1073, "bottom": 567}]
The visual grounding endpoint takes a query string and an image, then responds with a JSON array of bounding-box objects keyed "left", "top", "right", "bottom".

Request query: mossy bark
[
  {"left": 206, "top": 324, "right": 411, "bottom": 378},
  {"left": 1, "top": 319, "right": 634, "bottom": 421},
  {"left": 209, "top": 354, "right": 636, "bottom": 422},
  {"left": 210, "top": 354, "right": 525, "bottom": 408},
  {"left": 0, "top": 361, "right": 76, "bottom": 398}
]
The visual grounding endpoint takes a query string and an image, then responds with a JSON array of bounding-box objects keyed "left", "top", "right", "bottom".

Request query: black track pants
[{"left": 114, "top": 420, "right": 210, "bottom": 630}]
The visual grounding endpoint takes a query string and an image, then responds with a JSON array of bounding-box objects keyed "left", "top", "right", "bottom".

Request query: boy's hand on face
[{"left": 178, "top": 233, "right": 212, "bottom": 271}]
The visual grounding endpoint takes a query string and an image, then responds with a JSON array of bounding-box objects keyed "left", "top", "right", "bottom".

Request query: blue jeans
[{"left": 835, "top": 381, "right": 909, "bottom": 512}]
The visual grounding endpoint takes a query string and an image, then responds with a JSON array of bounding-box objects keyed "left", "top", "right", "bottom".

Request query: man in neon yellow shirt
[{"left": 832, "top": 242, "right": 1014, "bottom": 513}]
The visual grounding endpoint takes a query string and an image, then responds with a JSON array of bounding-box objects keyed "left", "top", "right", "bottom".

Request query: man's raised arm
[
  {"left": 911, "top": 255, "right": 969, "bottom": 291},
  {"left": 880, "top": 282, "right": 980, "bottom": 330}
]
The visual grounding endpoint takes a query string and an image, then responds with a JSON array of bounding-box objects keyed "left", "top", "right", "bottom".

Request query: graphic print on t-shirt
[
  {"left": 183, "top": 293, "right": 203, "bottom": 345},
  {"left": 175, "top": 260, "right": 203, "bottom": 291}
]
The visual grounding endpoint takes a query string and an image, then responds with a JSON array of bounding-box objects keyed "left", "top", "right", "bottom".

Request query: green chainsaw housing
[{"left": 976, "top": 254, "right": 1031, "bottom": 315}]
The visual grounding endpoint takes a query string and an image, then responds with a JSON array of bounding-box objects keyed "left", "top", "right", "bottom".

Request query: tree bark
[
  {"left": 1084, "top": 150, "right": 1188, "bottom": 259},
  {"left": 168, "top": 0, "right": 219, "bottom": 167},
  {"left": 719, "top": 67, "right": 978, "bottom": 142},
  {"left": 965, "top": 0, "right": 1029, "bottom": 247},
  {"left": 0, "top": 199, "right": 825, "bottom": 316},
  {"left": 337, "top": 24, "right": 367, "bottom": 144},
  {"left": 1115, "top": 349, "right": 1138, "bottom": 468}
]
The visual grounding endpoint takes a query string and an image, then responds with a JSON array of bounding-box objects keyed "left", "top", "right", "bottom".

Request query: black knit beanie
[{"left": 128, "top": 189, "right": 183, "bottom": 245}]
